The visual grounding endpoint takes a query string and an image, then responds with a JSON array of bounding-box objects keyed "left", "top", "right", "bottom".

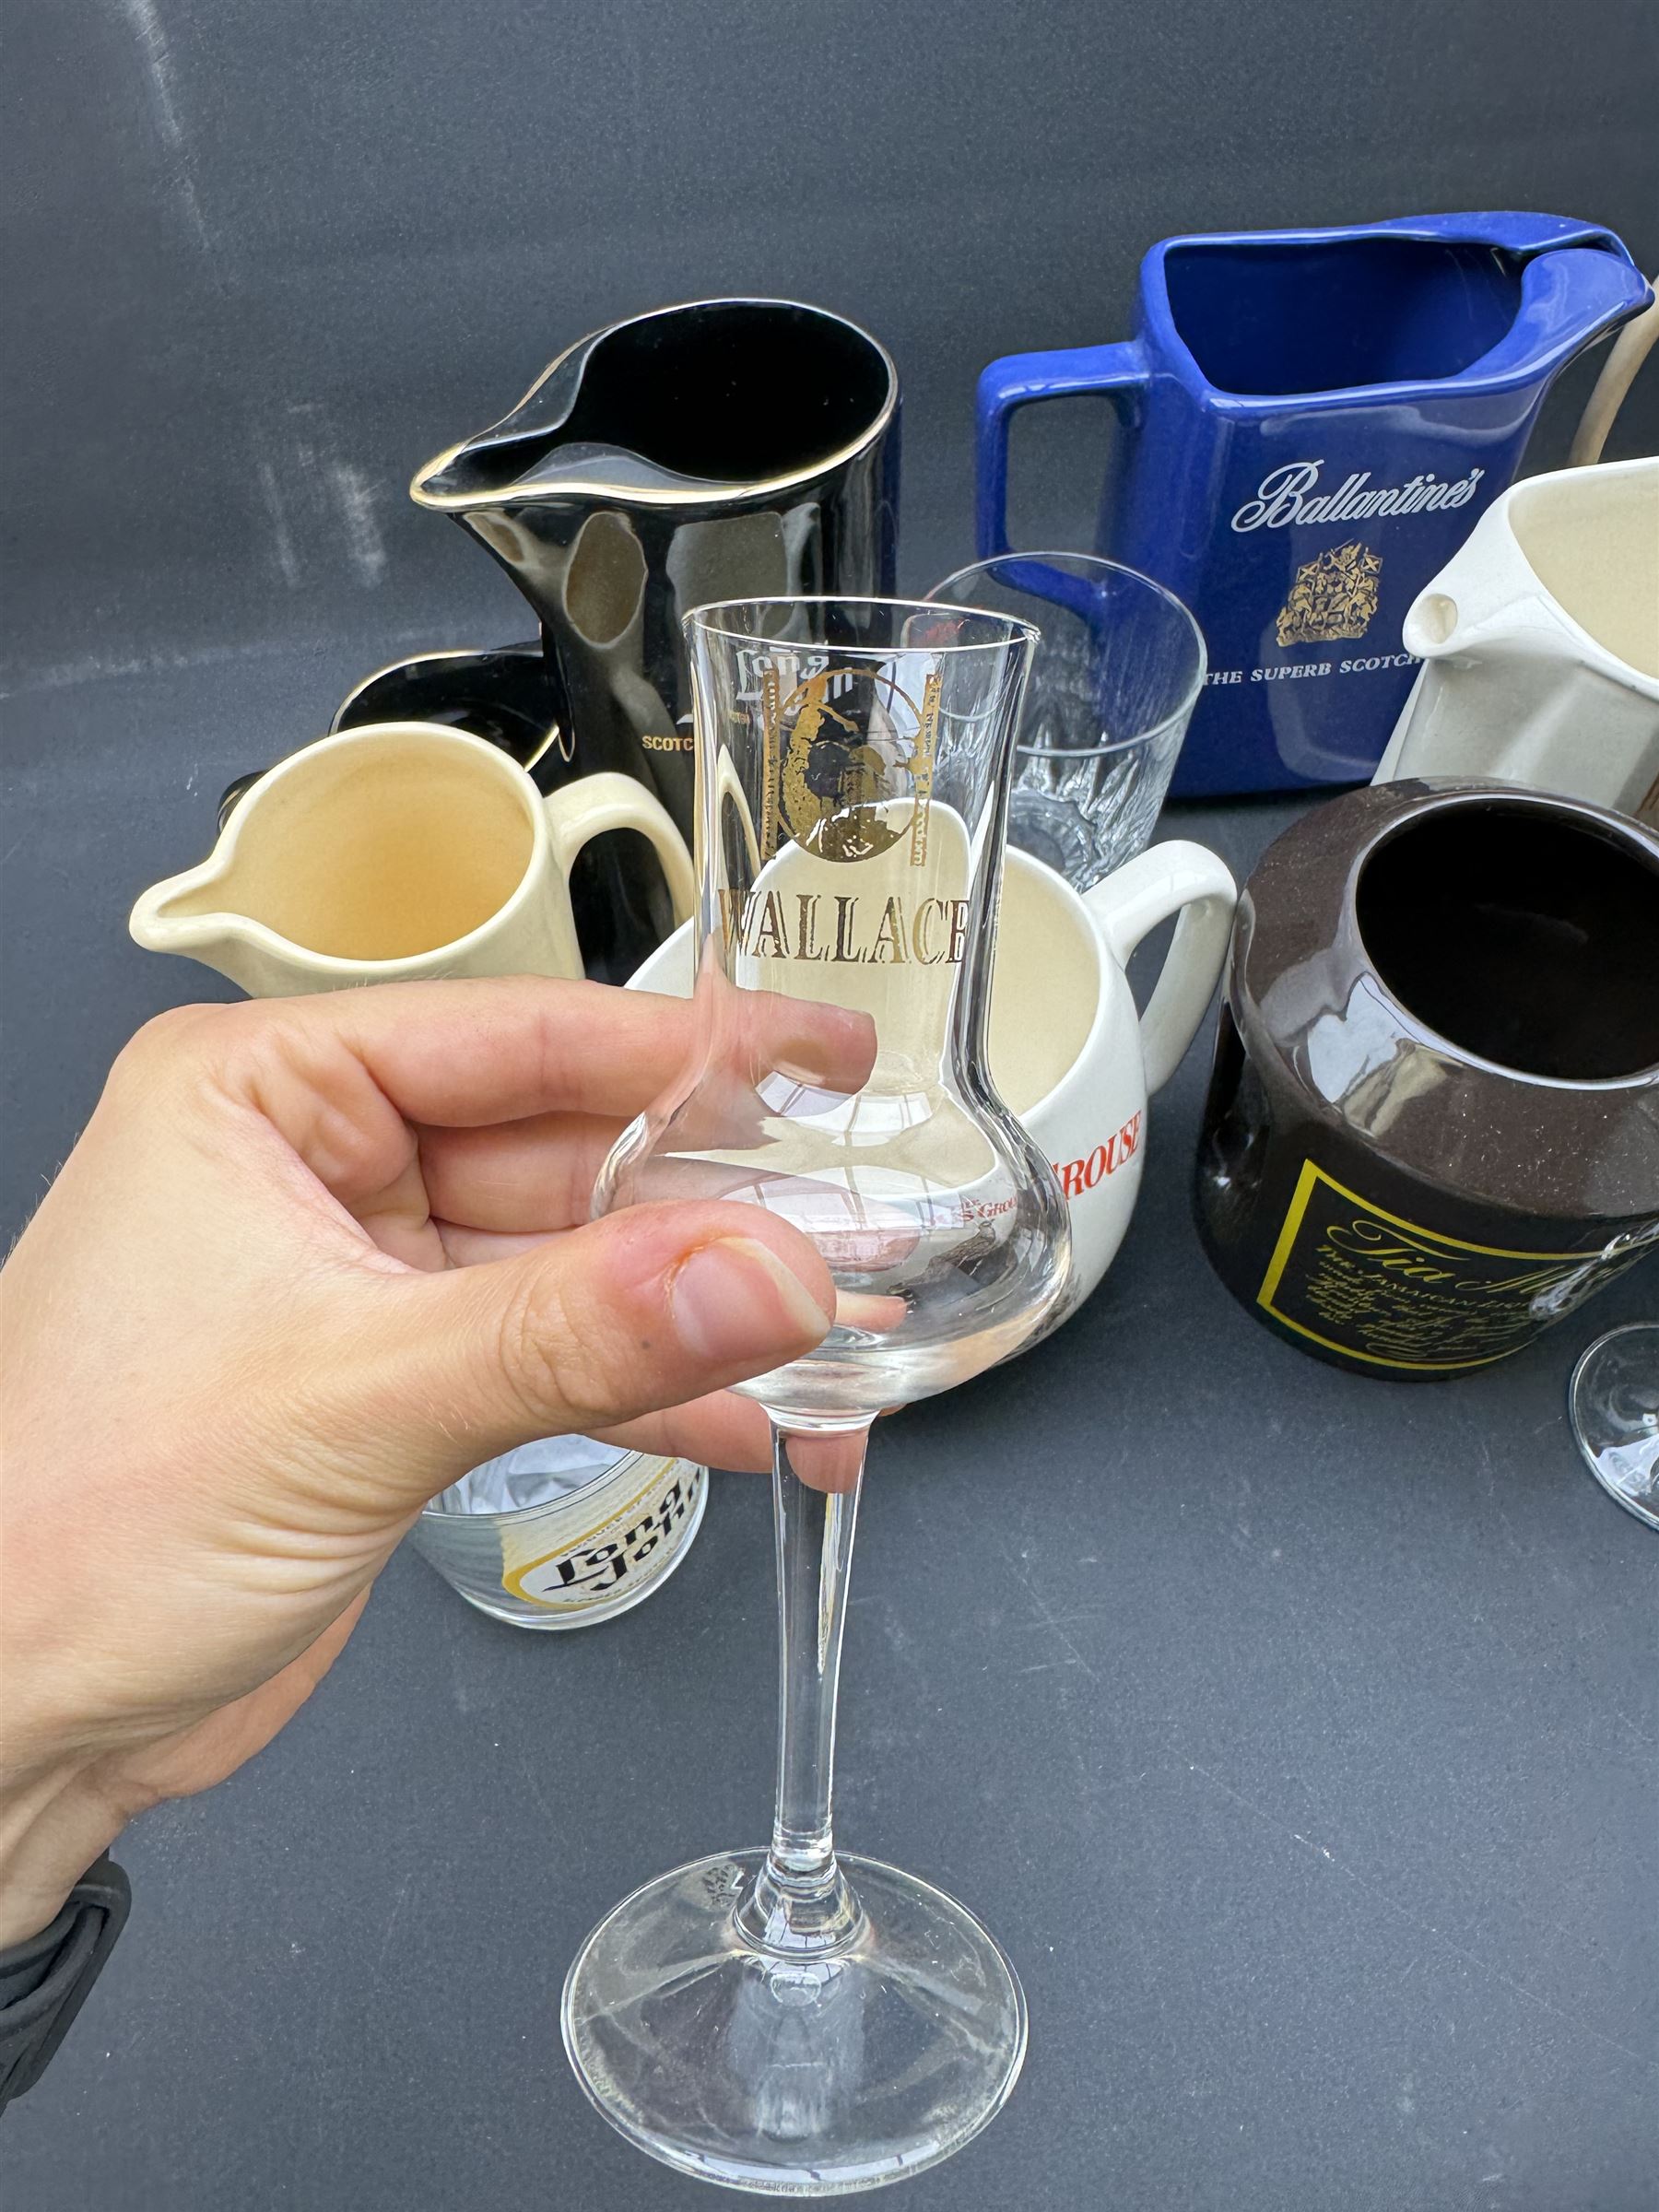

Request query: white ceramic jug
[
  {"left": 1375, "top": 456, "right": 1659, "bottom": 821},
  {"left": 629, "top": 841, "right": 1238, "bottom": 1336}
]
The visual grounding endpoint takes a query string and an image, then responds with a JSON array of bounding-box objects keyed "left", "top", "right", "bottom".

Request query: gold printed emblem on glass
[
  {"left": 1275, "top": 540, "right": 1383, "bottom": 648},
  {"left": 777, "top": 666, "right": 921, "bottom": 864},
  {"left": 908, "top": 671, "right": 941, "bottom": 868},
  {"left": 759, "top": 663, "right": 783, "bottom": 862}
]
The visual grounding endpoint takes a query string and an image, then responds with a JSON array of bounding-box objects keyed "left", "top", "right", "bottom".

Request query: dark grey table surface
[{"left": 2, "top": 634, "right": 1655, "bottom": 2212}]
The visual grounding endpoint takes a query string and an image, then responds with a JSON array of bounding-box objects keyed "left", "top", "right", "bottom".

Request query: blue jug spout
[
  {"left": 1371, "top": 212, "right": 1653, "bottom": 392},
  {"left": 1466, "top": 246, "right": 1654, "bottom": 387}
]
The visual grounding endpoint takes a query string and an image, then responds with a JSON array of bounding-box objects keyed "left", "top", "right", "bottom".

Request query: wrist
[
  {"left": 0, "top": 1597, "right": 127, "bottom": 1947},
  {"left": 0, "top": 1763, "right": 125, "bottom": 1949}
]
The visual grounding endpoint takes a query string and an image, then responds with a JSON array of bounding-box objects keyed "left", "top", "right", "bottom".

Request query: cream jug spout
[{"left": 128, "top": 861, "right": 257, "bottom": 986}]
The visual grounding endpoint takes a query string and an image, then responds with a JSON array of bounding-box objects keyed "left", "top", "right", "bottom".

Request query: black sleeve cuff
[{"left": 0, "top": 1856, "right": 129, "bottom": 2114}]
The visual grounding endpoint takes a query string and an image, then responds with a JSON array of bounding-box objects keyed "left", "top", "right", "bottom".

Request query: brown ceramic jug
[{"left": 1194, "top": 780, "right": 1659, "bottom": 1376}]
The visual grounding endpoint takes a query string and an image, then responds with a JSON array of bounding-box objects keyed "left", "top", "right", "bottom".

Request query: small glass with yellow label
[{"left": 409, "top": 1436, "right": 707, "bottom": 1629}]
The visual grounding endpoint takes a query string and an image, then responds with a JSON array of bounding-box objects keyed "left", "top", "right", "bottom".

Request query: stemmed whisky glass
[
  {"left": 1570, "top": 1323, "right": 1659, "bottom": 1528},
  {"left": 561, "top": 598, "right": 1071, "bottom": 2193}
]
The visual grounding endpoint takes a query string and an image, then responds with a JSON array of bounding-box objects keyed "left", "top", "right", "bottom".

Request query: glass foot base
[
  {"left": 1571, "top": 1324, "right": 1659, "bottom": 1531},
  {"left": 561, "top": 1849, "right": 1027, "bottom": 2195}
]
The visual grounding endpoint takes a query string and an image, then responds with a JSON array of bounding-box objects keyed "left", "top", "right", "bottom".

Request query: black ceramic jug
[
  {"left": 1195, "top": 781, "right": 1659, "bottom": 1377},
  {"left": 412, "top": 299, "right": 900, "bottom": 846}
]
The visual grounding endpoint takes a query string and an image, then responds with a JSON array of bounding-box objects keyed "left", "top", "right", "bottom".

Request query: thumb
[{"left": 337, "top": 1203, "right": 835, "bottom": 1502}]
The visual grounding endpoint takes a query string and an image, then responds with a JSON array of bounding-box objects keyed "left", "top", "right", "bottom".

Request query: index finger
[{"left": 275, "top": 975, "right": 875, "bottom": 1129}]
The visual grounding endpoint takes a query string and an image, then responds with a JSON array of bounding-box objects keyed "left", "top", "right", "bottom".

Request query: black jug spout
[
  {"left": 407, "top": 298, "right": 900, "bottom": 852},
  {"left": 412, "top": 297, "right": 898, "bottom": 513}
]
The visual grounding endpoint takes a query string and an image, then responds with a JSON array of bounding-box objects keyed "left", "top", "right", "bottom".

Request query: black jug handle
[{"left": 217, "top": 770, "right": 266, "bottom": 833}]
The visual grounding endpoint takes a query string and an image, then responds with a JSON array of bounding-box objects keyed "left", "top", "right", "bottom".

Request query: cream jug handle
[
  {"left": 1083, "top": 841, "right": 1238, "bottom": 1093},
  {"left": 542, "top": 773, "right": 696, "bottom": 927}
]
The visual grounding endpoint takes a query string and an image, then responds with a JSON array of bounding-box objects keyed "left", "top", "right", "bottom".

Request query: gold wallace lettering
[
  {"left": 794, "top": 892, "right": 829, "bottom": 960},
  {"left": 718, "top": 887, "right": 746, "bottom": 952},
  {"left": 832, "top": 895, "right": 863, "bottom": 962},
  {"left": 720, "top": 889, "right": 971, "bottom": 966},
  {"left": 750, "top": 889, "right": 790, "bottom": 959},
  {"left": 912, "top": 897, "right": 941, "bottom": 963},
  {"left": 869, "top": 896, "right": 908, "bottom": 963}
]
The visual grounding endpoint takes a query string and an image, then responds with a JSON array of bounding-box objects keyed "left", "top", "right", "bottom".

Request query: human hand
[{"left": 0, "top": 977, "right": 871, "bottom": 1945}]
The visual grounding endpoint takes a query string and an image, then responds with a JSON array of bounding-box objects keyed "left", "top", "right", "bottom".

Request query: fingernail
[{"left": 672, "top": 1237, "right": 833, "bottom": 1366}]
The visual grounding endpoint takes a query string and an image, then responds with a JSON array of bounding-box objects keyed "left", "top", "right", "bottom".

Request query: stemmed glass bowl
[{"left": 560, "top": 596, "right": 1071, "bottom": 2194}]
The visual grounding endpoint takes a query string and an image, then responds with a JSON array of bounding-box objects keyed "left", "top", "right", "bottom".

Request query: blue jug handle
[{"left": 975, "top": 340, "right": 1149, "bottom": 559}]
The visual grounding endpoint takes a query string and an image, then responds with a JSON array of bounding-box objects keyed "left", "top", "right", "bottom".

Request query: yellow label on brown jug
[{"left": 1256, "top": 1161, "right": 1634, "bottom": 1371}]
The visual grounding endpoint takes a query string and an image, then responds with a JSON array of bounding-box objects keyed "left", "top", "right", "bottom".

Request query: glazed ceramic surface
[
  {"left": 412, "top": 300, "right": 900, "bottom": 846},
  {"left": 1194, "top": 781, "right": 1659, "bottom": 1377},
  {"left": 1375, "top": 456, "right": 1659, "bottom": 821},
  {"left": 333, "top": 641, "right": 562, "bottom": 773},
  {"left": 976, "top": 214, "right": 1651, "bottom": 795},
  {"left": 132, "top": 722, "right": 692, "bottom": 996},
  {"left": 631, "top": 841, "right": 1237, "bottom": 1336},
  {"left": 328, "top": 641, "right": 676, "bottom": 980}
]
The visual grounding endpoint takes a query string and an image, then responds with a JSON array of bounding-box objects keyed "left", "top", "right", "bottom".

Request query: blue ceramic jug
[{"left": 976, "top": 214, "right": 1652, "bottom": 795}]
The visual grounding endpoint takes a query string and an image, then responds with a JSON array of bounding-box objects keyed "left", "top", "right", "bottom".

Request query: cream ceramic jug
[
  {"left": 1375, "top": 456, "right": 1659, "bottom": 821},
  {"left": 130, "top": 722, "right": 694, "bottom": 995}
]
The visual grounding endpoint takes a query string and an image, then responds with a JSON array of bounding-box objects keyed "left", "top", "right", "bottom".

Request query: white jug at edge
[{"left": 1375, "top": 456, "right": 1659, "bottom": 823}]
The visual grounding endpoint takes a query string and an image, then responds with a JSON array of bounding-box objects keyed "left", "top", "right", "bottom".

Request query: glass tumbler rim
[
  {"left": 928, "top": 549, "right": 1208, "bottom": 759},
  {"left": 682, "top": 594, "right": 1041, "bottom": 656},
  {"left": 418, "top": 1435, "right": 641, "bottom": 1526}
]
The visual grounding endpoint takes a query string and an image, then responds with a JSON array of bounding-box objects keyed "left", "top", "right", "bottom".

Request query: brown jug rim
[{"left": 1238, "top": 777, "right": 1659, "bottom": 1100}]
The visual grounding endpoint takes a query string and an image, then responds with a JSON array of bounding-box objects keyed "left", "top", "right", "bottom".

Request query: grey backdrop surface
[
  {"left": 3, "top": 0, "right": 1657, "bottom": 687},
  {"left": 2, "top": 3, "right": 1657, "bottom": 2208}
]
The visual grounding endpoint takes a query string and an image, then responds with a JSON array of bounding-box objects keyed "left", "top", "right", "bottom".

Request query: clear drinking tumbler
[{"left": 929, "top": 551, "right": 1206, "bottom": 888}]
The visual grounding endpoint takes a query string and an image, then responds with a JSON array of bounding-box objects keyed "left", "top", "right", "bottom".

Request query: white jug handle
[
  {"left": 542, "top": 772, "right": 696, "bottom": 927},
  {"left": 1082, "top": 841, "right": 1238, "bottom": 1094}
]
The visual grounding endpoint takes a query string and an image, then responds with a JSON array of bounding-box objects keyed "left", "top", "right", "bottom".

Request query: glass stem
[{"left": 737, "top": 1419, "right": 870, "bottom": 1957}]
